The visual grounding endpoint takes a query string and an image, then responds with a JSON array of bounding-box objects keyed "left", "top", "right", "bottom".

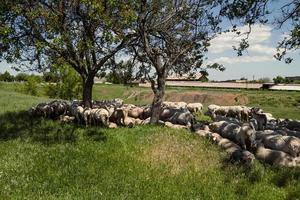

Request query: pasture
[{"left": 0, "top": 82, "right": 300, "bottom": 199}]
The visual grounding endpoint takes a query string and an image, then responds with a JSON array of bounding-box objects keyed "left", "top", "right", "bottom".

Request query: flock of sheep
[{"left": 28, "top": 99, "right": 300, "bottom": 167}]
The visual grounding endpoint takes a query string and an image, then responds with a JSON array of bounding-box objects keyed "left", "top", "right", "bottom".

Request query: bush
[
  {"left": 44, "top": 65, "right": 82, "bottom": 100},
  {"left": 0, "top": 71, "right": 14, "bottom": 82},
  {"left": 23, "top": 77, "right": 38, "bottom": 96}
]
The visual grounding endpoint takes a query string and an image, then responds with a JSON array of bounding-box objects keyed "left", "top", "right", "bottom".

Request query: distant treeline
[
  {"left": 273, "top": 76, "right": 300, "bottom": 84},
  {"left": 0, "top": 71, "right": 43, "bottom": 82}
]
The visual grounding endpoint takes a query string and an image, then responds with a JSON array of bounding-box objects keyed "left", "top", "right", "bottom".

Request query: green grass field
[{"left": 0, "top": 82, "right": 300, "bottom": 199}]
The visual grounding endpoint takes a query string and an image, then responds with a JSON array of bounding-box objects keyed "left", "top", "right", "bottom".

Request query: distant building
[
  {"left": 286, "top": 76, "right": 300, "bottom": 82},
  {"left": 166, "top": 74, "right": 203, "bottom": 81}
]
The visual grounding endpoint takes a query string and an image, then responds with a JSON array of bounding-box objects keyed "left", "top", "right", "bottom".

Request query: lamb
[
  {"left": 262, "top": 135, "right": 300, "bottom": 157},
  {"left": 187, "top": 103, "right": 203, "bottom": 113}
]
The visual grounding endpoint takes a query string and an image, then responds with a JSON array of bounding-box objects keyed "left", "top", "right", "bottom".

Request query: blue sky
[
  {"left": 205, "top": 24, "right": 300, "bottom": 81},
  {"left": 0, "top": 1, "right": 299, "bottom": 81}
]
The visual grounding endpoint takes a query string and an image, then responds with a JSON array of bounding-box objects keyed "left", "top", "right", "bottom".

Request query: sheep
[
  {"left": 93, "top": 98, "right": 123, "bottom": 108},
  {"left": 83, "top": 108, "right": 93, "bottom": 127},
  {"left": 207, "top": 104, "right": 220, "bottom": 118},
  {"left": 123, "top": 117, "right": 135, "bottom": 128},
  {"left": 166, "top": 109, "right": 195, "bottom": 127},
  {"left": 230, "top": 150, "right": 255, "bottom": 166},
  {"left": 165, "top": 121, "right": 188, "bottom": 130},
  {"left": 187, "top": 103, "right": 203, "bottom": 113},
  {"left": 241, "top": 106, "right": 251, "bottom": 122},
  {"left": 226, "top": 106, "right": 243, "bottom": 121},
  {"left": 213, "top": 115, "right": 241, "bottom": 125},
  {"left": 159, "top": 107, "right": 194, "bottom": 126},
  {"left": 278, "top": 129, "right": 300, "bottom": 139},
  {"left": 128, "top": 106, "right": 144, "bottom": 119},
  {"left": 71, "top": 105, "right": 84, "bottom": 123},
  {"left": 262, "top": 135, "right": 300, "bottom": 157},
  {"left": 109, "top": 107, "right": 128, "bottom": 126},
  {"left": 92, "top": 108, "right": 110, "bottom": 127},
  {"left": 162, "top": 101, "right": 187, "bottom": 109},
  {"left": 141, "top": 105, "right": 151, "bottom": 120},
  {"left": 49, "top": 100, "right": 68, "bottom": 116},
  {"left": 255, "top": 142, "right": 300, "bottom": 167},
  {"left": 250, "top": 108, "right": 267, "bottom": 131},
  {"left": 211, "top": 122, "right": 256, "bottom": 150},
  {"left": 108, "top": 122, "right": 118, "bottom": 128},
  {"left": 282, "top": 119, "right": 300, "bottom": 131},
  {"left": 210, "top": 132, "right": 255, "bottom": 165},
  {"left": 59, "top": 115, "right": 75, "bottom": 123},
  {"left": 209, "top": 121, "right": 229, "bottom": 133}
]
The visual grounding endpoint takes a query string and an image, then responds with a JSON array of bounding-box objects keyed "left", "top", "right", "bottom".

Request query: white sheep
[
  {"left": 187, "top": 103, "right": 203, "bottom": 113},
  {"left": 162, "top": 101, "right": 187, "bottom": 109},
  {"left": 92, "top": 108, "right": 110, "bottom": 127},
  {"left": 59, "top": 115, "right": 75, "bottom": 123}
]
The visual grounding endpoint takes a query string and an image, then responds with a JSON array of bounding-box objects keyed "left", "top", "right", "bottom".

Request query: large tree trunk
[
  {"left": 82, "top": 75, "right": 94, "bottom": 108},
  {"left": 150, "top": 73, "right": 166, "bottom": 124}
]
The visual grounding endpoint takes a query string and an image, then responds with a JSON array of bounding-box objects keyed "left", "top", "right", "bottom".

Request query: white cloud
[
  {"left": 248, "top": 44, "right": 276, "bottom": 55},
  {"left": 209, "top": 55, "right": 274, "bottom": 65},
  {"left": 209, "top": 24, "right": 272, "bottom": 54}
]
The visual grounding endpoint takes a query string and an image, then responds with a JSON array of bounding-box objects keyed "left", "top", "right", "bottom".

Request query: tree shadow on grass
[
  {"left": 221, "top": 159, "right": 300, "bottom": 199},
  {"left": 0, "top": 110, "right": 106, "bottom": 145}
]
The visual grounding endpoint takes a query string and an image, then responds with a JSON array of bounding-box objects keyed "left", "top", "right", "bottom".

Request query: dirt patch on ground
[
  {"left": 141, "top": 91, "right": 248, "bottom": 106},
  {"left": 140, "top": 133, "right": 221, "bottom": 175}
]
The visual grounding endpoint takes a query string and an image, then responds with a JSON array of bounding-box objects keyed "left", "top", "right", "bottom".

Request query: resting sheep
[
  {"left": 127, "top": 106, "right": 144, "bottom": 119},
  {"left": 255, "top": 142, "right": 300, "bottom": 167},
  {"left": 110, "top": 107, "right": 128, "bottom": 126},
  {"left": 262, "top": 135, "right": 300, "bottom": 157}
]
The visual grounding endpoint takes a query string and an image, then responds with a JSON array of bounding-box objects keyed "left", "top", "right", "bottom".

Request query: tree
[
  {"left": 106, "top": 59, "right": 134, "bottom": 85},
  {"left": 199, "top": 71, "right": 209, "bottom": 82},
  {"left": 273, "top": 76, "right": 288, "bottom": 84},
  {"left": 0, "top": 71, "right": 14, "bottom": 82},
  {"left": 0, "top": 0, "right": 136, "bottom": 107},
  {"left": 15, "top": 73, "right": 29, "bottom": 82},
  {"left": 132, "top": 0, "right": 267, "bottom": 123},
  {"left": 44, "top": 60, "right": 82, "bottom": 100},
  {"left": 274, "top": 0, "right": 300, "bottom": 63}
]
